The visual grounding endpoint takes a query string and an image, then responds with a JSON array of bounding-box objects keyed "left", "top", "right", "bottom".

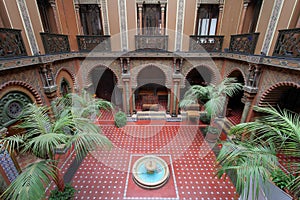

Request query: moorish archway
[
  {"left": 91, "top": 67, "right": 119, "bottom": 105},
  {"left": 259, "top": 82, "right": 300, "bottom": 113},
  {"left": 134, "top": 65, "right": 169, "bottom": 111}
]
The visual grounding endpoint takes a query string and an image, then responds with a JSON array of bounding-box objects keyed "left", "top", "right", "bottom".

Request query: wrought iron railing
[
  {"left": 229, "top": 33, "right": 259, "bottom": 54},
  {"left": 189, "top": 35, "right": 224, "bottom": 52},
  {"left": 0, "top": 28, "right": 27, "bottom": 58},
  {"left": 135, "top": 35, "right": 168, "bottom": 51},
  {"left": 40, "top": 33, "right": 70, "bottom": 54},
  {"left": 273, "top": 28, "right": 300, "bottom": 58},
  {"left": 77, "top": 35, "right": 111, "bottom": 52}
]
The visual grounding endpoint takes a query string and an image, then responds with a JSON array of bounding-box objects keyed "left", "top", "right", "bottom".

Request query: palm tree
[
  {"left": 180, "top": 77, "right": 243, "bottom": 141},
  {"left": 180, "top": 77, "right": 243, "bottom": 117},
  {"left": 216, "top": 106, "right": 300, "bottom": 199},
  {"left": 0, "top": 92, "right": 113, "bottom": 200}
]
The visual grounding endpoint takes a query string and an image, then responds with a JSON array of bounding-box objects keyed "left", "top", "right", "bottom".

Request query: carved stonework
[
  {"left": 175, "top": 0, "right": 185, "bottom": 51},
  {"left": 119, "top": 0, "right": 128, "bottom": 51},
  {"left": 261, "top": 0, "right": 284, "bottom": 54},
  {"left": 136, "top": 0, "right": 168, "bottom": 4},
  {"left": 246, "top": 64, "right": 261, "bottom": 88},
  {"left": 17, "top": 0, "right": 39, "bottom": 55},
  {"left": 0, "top": 92, "right": 32, "bottom": 128}
]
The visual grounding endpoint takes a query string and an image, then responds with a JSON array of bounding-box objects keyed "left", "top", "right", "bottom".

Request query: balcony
[
  {"left": 0, "top": 28, "right": 27, "bottom": 58},
  {"left": 77, "top": 35, "right": 111, "bottom": 52},
  {"left": 135, "top": 35, "right": 168, "bottom": 51},
  {"left": 40, "top": 33, "right": 70, "bottom": 54},
  {"left": 273, "top": 28, "right": 300, "bottom": 58},
  {"left": 229, "top": 33, "right": 259, "bottom": 54},
  {"left": 189, "top": 35, "right": 224, "bottom": 52}
]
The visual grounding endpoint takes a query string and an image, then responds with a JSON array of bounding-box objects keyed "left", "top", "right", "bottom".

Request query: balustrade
[
  {"left": 135, "top": 35, "right": 168, "bottom": 51},
  {"left": 40, "top": 33, "right": 70, "bottom": 54},
  {"left": 189, "top": 35, "right": 224, "bottom": 52},
  {"left": 0, "top": 28, "right": 27, "bottom": 58},
  {"left": 273, "top": 28, "right": 300, "bottom": 58},
  {"left": 77, "top": 35, "right": 111, "bottom": 52},
  {"left": 229, "top": 33, "right": 259, "bottom": 54}
]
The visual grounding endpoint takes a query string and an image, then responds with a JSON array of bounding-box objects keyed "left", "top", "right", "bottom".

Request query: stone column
[
  {"left": 160, "top": 4, "right": 166, "bottom": 35},
  {"left": 240, "top": 86, "right": 257, "bottom": 123},
  {"left": 49, "top": 0, "right": 62, "bottom": 33},
  {"left": 74, "top": 4, "right": 83, "bottom": 34},
  {"left": 216, "top": 2, "right": 224, "bottom": 35},
  {"left": 238, "top": 0, "right": 250, "bottom": 34},
  {"left": 167, "top": 90, "right": 171, "bottom": 114},
  {"left": 122, "top": 76, "right": 131, "bottom": 116},
  {"left": 240, "top": 63, "right": 261, "bottom": 122},
  {"left": 138, "top": 4, "right": 143, "bottom": 35},
  {"left": 172, "top": 74, "right": 182, "bottom": 117}
]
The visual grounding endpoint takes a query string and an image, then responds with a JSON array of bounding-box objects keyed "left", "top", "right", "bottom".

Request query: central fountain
[{"left": 132, "top": 155, "right": 170, "bottom": 189}]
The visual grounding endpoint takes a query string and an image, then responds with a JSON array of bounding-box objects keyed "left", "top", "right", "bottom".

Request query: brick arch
[
  {"left": 85, "top": 64, "right": 120, "bottom": 88},
  {"left": 55, "top": 68, "right": 78, "bottom": 95},
  {"left": 0, "top": 81, "right": 43, "bottom": 105},
  {"left": 131, "top": 63, "right": 173, "bottom": 89},
  {"left": 225, "top": 68, "right": 246, "bottom": 85},
  {"left": 258, "top": 82, "right": 300, "bottom": 107},
  {"left": 183, "top": 64, "right": 220, "bottom": 86}
]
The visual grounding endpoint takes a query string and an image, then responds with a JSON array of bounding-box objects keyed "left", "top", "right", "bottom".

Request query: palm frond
[
  {"left": 1, "top": 160, "right": 56, "bottom": 200},
  {"left": 0, "top": 135, "right": 24, "bottom": 154},
  {"left": 25, "top": 133, "right": 69, "bottom": 159},
  {"left": 15, "top": 104, "right": 52, "bottom": 137},
  {"left": 68, "top": 130, "right": 112, "bottom": 160},
  {"left": 216, "top": 141, "right": 278, "bottom": 200}
]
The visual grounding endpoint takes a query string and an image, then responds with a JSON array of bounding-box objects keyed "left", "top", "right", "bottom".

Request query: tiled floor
[{"left": 67, "top": 119, "right": 237, "bottom": 199}]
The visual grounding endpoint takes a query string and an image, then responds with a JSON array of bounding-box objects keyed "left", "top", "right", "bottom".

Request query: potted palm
[
  {"left": 0, "top": 92, "right": 113, "bottom": 200},
  {"left": 180, "top": 78, "right": 243, "bottom": 142},
  {"left": 216, "top": 106, "right": 300, "bottom": 200}
]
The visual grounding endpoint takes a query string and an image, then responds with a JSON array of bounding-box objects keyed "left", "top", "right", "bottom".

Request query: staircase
[{"left": 136, "top": 111, "right": 166, "bottom": 120}]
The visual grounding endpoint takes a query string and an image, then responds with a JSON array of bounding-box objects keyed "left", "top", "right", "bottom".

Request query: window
[
  {"left": 37, "top": 0, "right": 57, "bottom": 33},
  {"left": 137, "top": 4, "right": 166, "bottom": 35},
  {"left": 195, "top": 4, "right": 219, "bottom": 36},
  {"left": 79, "top": 4, "right": 103, "bottom": 35},
  {"left": 243, "top": 0, "right": 262, "bottom": 33}
]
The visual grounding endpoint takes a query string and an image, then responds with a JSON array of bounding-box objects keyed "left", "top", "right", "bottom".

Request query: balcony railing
[
  {"left": 273, "top": 28, "right": 300, "bottom": 58},
  {"left": 0, "top": 28, "right": 27, "bottom": 58},
  {"left": 229, "top": 33, "right": 259, "bottom": 54},
  {"left": 77, "top": 35, "right": 111, "bottom": 52},
  {"left": 135, "top": 35, "right": 168, "bottom": 51},
  {"left": 189, "top": 35, "right": 224, "bottom": 52},
  {"left": 40, "top": 33, "right": 70, "bottom": 54}
]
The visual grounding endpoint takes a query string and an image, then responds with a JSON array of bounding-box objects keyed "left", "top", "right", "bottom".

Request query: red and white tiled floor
[{"left": 66, "top": 118, "right": 238, "bottom": 200}]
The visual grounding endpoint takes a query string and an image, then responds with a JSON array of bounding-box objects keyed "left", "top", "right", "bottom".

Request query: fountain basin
[{"left": 132, "top": 155, "right": 170, "bottom": 189}]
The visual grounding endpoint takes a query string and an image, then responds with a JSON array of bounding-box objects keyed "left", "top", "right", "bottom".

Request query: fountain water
[{"left": 132, "top": 155, "right": 170, "bottom": 189}]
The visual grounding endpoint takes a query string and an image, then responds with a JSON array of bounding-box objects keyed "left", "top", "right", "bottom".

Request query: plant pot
[{"left": 205, "top": 126, "right": 220, "bottom": 143}]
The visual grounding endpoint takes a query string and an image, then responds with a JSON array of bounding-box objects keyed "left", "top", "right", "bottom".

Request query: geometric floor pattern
[{"left": 69, "top": 124, "right": 237, "bottom": 199}]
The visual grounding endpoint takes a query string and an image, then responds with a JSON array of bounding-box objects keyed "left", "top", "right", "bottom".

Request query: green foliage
[
  {"left": 49, "top": 184, "right": 76, "bottom": 200},
  {"left": 199, "top": 113, "right": 211, "bottom": 124},
  {"left": 271, "top": 169, "right": 294, "bottom": 190},
  {"left": 1, "top": 161, "right": 57, "bottom": 200},
  {"left": 0, "top": 92, "right": 112, "bottom": 199},
  {"left": 114, "top": 111, "right": 127, "bottom": 128},
  {"left": 180, "top": 78, "right": 243, "bottom": 118},
  {"left": 217, "top": 106, "right": 300, "bottom": 199}
]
